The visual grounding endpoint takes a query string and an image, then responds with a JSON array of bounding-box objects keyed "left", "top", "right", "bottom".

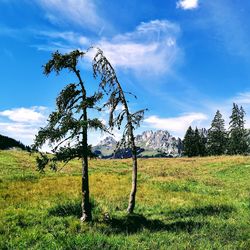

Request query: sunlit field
[{"left": 0, "top": 150, "right": 249, "bottom": 249}]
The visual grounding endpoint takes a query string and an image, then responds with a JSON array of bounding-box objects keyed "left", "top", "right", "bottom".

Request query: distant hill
[
  {"left": 93, "top": 130, "right": 183, "bottom": 158},
  {"left": 0, "top": 134, "right": 30, "bottom": 151}
]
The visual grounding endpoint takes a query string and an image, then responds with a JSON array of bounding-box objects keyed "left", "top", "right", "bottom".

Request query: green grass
[{"left": 0, "top": 150, "right": 249, "bottom": 249}]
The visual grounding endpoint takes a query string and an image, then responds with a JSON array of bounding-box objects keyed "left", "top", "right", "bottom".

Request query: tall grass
[{"left": 0, "top": 150, "right": 249, "bottom": 249}]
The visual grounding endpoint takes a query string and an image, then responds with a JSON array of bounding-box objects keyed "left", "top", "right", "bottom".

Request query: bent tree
[
  {"left": 34, "top": 50, "right": 107, "bottom": 222},
  {"left": 92, "top": 49, "right": 146, "bottom": 213}
]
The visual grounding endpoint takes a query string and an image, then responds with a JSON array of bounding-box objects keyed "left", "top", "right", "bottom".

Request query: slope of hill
[
  {"left": 0, "top": 150, "right": 249, "bottom": 249},
  {"left": 0, "top": 134, "right": 30, "bottom": 151},
  {"left": 93, "top": 130, "right": 183, "bottom": 158}
]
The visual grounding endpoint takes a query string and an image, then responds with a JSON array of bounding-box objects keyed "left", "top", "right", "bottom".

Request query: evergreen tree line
[
  {"left": 0, "top": 134, "right": 31, "bottom": 151},
  {"left": 183, "top": 103, "right": 249, "bottom": 157}
]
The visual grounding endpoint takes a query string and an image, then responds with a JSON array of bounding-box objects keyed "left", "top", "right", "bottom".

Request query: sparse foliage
[{"left": 92, "top": 48, "right": 147, "bottom": 213}]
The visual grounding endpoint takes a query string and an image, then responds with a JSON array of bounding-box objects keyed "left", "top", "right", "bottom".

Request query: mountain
[
  {"left": 93, "top": 136, "right": 117, "bottom": 158},
  {"left": 135, "top": 130, "right": 182, "bottom": 156},
  {"left": 0, "top": 134, "right": 30, "bottom": 151},
  {"left": 93, "top": 130, "right": 182, "bottom": 158}
]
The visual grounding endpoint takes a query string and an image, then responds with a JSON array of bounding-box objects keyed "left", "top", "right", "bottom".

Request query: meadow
[{"left": 0, "top": 150, "right": 249, "bottom": 249}]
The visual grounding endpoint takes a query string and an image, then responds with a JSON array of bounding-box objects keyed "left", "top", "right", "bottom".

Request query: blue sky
[{"left": 1, "top": 0, "right": 250, "bottom": 146}]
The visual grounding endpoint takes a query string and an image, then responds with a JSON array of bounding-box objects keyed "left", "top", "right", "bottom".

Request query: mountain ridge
[{"left": 93, "top": 130, "right": 183, "bottom": 158}]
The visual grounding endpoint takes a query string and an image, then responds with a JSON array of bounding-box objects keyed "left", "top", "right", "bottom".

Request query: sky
[{"left": 1, "top": 0, "right": 250, "bottom": 146}]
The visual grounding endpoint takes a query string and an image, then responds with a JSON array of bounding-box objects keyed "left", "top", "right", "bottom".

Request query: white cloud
[
  {"left": 177, "top": 0, "right": 199, "bottom": 10},
  {"left": 0, "top": 106, "right": 48, "bottom": 145},
  {"left": 95, "top": 20, "right": 181, "bottom": 75},
  {"left": 0, "top": 105, "right": 113, "bottom": 148},
  {"left": 0, "top": 106, "right": 47, "bottom": 123},
  {"left": 0, "top": 123, "right": 39, "bottom": 140},
  {"left": 37, "top": 0, "right": 106, "bottom": 33},
  {"left": 144, "top": 112, "right": 208, "bottom": 137}
]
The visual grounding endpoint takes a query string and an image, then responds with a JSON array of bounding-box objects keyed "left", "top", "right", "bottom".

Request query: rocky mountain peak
[
  {"left": 97, "top": 136, "right": 117, "bottom": 148},
  {"left": 135, "top": 130, "right": 180, "bottom": 155},
  {"left": 93, "top": 130, "right": 182, "bottom": 158}
]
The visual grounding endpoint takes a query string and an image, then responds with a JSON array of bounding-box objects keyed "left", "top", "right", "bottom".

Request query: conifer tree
[
  {"left": 33, "top": 50, "right": 112, "bottom": 222},
  {"left": 183, "top": 126, "right": 195, "bottom": 157},
  {"left": 207, "top": 110, "right": 227, "bottom": 155},
  {"left": 194, "top": 127, "right": 201, "bottom": 156},
  {"left": 183, "top": 127, "right": 207, "bottom": 157},
  {"left": 199, "top": 128, "right": 207, "bottom": 156},
  {"left": 228, "top": 103, "right": 248, "bottom": 154}
]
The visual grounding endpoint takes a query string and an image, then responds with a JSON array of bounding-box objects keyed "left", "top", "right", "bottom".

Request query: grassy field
[{"left": 0, "top": 150, "right": 249, "bottom": 249}]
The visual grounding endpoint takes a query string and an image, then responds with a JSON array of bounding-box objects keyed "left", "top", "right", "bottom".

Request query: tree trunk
[
  {"left": 73, "top": 68, "right": 92, "bottom": 222},
  {"left": 80, "top": 155, "right": 92, "bottom": 222},
  {"left": 80, "top": 107, "right": 92, "bottom": 222},
  {"left": 127, "top": 135, "right": 137, "bottom": 214}
]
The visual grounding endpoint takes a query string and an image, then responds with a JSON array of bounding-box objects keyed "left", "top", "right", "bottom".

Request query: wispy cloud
[
  {"left": 96, "top": 20, "right": 181, "bottom": 75},
  {"left": 33, "top": 19, "right": 182, "bottom": 76},
  {"left": 177, "top": 0, "right": 199, "bottom": 10},
  {"left": 0, "top": 25, "right": 25, "bottom": 40},
  {"left": 36, "top": 0, "right": 108, "bottom": 34},
  {"left": 233, "top": 92, "right": 250, "bottom": 105},
  {"left": 33, "top": 30, "right": 91, "bottom": 52},
  {"left": 37, "top": 31, "right": 90, "bottom": 46}
]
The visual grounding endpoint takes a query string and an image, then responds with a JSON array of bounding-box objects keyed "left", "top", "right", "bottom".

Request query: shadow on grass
[
  {"left": 167, "top": 204, "right": 235, "bottom": 219},
  {"left": 48, "top": 200, "right": 82, "bottom": 217},
  {"left": 48, "top": 201, "right": 207, "bottom": 234},
  {"left": 106, "top": 214, "right": 206, "bottom": 234},
  {"left": 48, "top": 199, "right": 100, "bottom": 217},
  {"left": 49, "top": 201, "right": 234, "bottom": 234}
]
